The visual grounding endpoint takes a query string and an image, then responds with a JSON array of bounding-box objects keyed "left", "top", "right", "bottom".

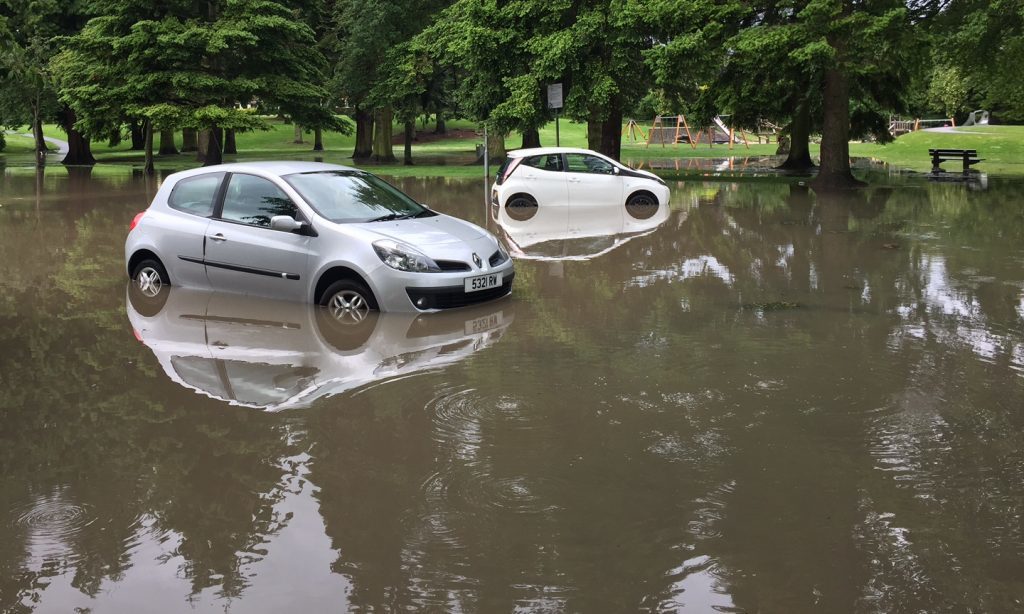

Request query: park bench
[{"left": 929, "top": 148, "right": 982, "bottom": 174}]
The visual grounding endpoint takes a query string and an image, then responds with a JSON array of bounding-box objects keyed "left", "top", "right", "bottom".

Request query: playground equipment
[
  {"left": 963, "top": 110, "right": 990, "bottom": 126},
  {"left": 645, "top": 115, "right": 749, "bottom": 150},
  {"left": 889, "top": 116, "right": 956, "bottom": 136},
  {"left": 622, "top": 119, "right": 647, "bottom": 142}
]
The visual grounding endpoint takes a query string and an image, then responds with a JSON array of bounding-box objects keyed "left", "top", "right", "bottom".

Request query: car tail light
[{"left": 129, "top": 211, "right": 145, "bottom": 231}]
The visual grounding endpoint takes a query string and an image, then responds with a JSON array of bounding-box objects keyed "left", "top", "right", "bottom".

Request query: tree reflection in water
[{"left": 0, "top": 170, "right": 1022, "bottom": 612}]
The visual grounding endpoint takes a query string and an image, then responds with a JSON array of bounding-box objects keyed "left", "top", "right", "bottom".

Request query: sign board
[{"left": 547, "top": 83, "right": 563, "bottom": 110}]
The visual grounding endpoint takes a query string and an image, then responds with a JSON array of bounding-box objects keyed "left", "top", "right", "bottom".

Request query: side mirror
[
  {"left": 270, "top": 215, "right": 303, "bottom": 232},
  {"left": 612, "top": 166, "right": 620, "bottom": 175}
]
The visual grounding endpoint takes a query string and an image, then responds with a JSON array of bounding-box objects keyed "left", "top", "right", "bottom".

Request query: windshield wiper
[
  {"left": 413, "top": 209, "right": 438, "bottom": 218},
  {"left": 369, "top": 212, "right": 412, "bottom": 222}
]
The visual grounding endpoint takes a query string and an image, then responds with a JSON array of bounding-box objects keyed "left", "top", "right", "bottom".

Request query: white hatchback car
[
  {"left": 491, "top": 147, "right": 670, "bottom": 212},
  {"left": 125, "top": 162, "right": 514, "bottom": 315}
]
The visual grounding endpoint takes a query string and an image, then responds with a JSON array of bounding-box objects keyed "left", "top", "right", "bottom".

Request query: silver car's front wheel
[
  {"left": 131, "top": 259, "right": 169, "bottom": 298},
  {"left": 320, "top": 279, "right": 379, "bottom": 324}
]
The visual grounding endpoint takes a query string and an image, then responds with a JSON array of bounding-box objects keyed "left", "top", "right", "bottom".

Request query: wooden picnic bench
[{"left": 929, "top": 148, "right": 982, "bottom": 174}]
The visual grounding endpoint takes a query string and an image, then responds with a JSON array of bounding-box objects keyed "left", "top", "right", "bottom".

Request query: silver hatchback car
[{"left": 125, "top": 162, "right": 514, "bottom": 315}]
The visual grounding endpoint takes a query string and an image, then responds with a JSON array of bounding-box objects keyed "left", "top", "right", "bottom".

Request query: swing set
[{"left": 629, "top": 115, "right": 751, "bottom": 150}]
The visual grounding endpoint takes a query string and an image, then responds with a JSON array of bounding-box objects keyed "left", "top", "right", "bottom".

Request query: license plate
[
  {"left": 465, "top": 312, "right": 503, "bottom": 335},
  {"left": 464, "top": 272, "right": 502, "bottom": 293}
]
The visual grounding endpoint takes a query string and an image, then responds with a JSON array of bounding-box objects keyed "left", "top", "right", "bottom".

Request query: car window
[
  {"left": 283, "top": 171, "right": 429, "bottom": 223},
  {"left": 565, "top": 154, "right": 615, "bottom": 175},
  {"left": 522, "top": 154, "right": 563, "bottom": 172},
  {"left": 220, "top": 174, "right": 298, "bottom": 228},
  {"left": 168, "top": 173, "right": 224, "bottom": 217}
]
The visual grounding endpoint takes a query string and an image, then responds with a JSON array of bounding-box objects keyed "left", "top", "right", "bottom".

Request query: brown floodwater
[{"left": 1, "top": 164, "right": 1023, "bottom": 612}]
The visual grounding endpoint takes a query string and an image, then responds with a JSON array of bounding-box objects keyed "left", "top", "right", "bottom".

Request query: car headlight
[
  {"left": 495, "top": 238, "right": 510, "bottom": 262},
  {"left": 373, "top": 239, "right": 441, "bottom": 273}
]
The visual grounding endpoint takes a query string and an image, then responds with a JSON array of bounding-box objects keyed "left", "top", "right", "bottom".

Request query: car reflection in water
[
  {"left": 493, "top": 191, "right": 671, "bottom": 261},
  {"left": 126, "top": 285, "right": 514, "bottom": 411}
]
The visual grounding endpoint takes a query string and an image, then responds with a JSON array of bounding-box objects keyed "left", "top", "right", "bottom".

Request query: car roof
[
  {"left": 506, "top": 147, "right": 613, "bottom": 159},
  {"left": 165, "top": 161, "right": 359, "bottom": 182}
]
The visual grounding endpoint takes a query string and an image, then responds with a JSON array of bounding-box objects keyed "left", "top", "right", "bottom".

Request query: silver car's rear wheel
[
  {"left": 320, "top": 280, "right": 379, "bottom": 324},
  {"left": 131, "top": 259, "right": 169, "bottom": 298}
]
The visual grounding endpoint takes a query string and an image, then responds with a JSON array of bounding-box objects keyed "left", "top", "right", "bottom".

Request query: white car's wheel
[{"left": 505, "top": 194, "right": 538, "bottom": 221}]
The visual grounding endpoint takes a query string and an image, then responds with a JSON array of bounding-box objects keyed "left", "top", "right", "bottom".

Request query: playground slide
[
  {"left": 964, "top": 110, "right": 990, "bottom": 126},
  {"left": 713, "top": 116, "right": 745, "bottom": 144}
]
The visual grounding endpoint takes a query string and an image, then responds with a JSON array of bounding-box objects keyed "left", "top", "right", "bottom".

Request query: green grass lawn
[
  {"left": 850, "top": 125, "right": 1024, "bottom": 174},
  {"left": 4, "top": 118, "right": 1022, "bottom": 178}
]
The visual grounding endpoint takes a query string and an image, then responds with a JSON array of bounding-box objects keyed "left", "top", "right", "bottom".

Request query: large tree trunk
[
  {"left": 371, "top": 106, "right": 396, "bottom": 163},
  {"left": 58, "top": 106, "right": 96, "bottom": 166},
  {"left": 403, "top": 119, "right": 414, "bottom": 165},
  {"left": 434, "top": 112, "right": 446, "bottom": 135},
  {"left": 181, "top": 127, "right": 198, "bottom": 152},
  {"left": 812, "top": 67, "right": 864, "bottom": 190},
  {"left": 158, "top": 129, "right": 178, "bottom": 155},
  {"left": 203, "top": 127, "right": 223, "bottom": 166},
  {"left": 223, "top": 129, "right": 237, "bottom": 154},
  {"left": 293, "top": 123, "right": 304, "bottom": 144},
  {"left": 778, "top": 98, "right": 815, "bottom": 171},
  {"left": 600, "top": 107, "right": 623, "bottom": 161},
  {"left": 486, "top": 130, "right": 506, "bottom": 164},
  {"left": 129, "top": 120, "right": 146, "bottom": 150},
  {"left": 521, "top": 128, "right": 541, "bottom": 149},
  {"left": 587, "top": 112, "right": 602, "bottom": 151},
  {"left": 589, "top": 101, "right": 623, "bottom": 160},
  {"left": 196, "top": 130, "right": 209, "bottom": 162},
  {"left": 144, "top": 120, "right": 155, "bottom": 175},
  {"left": 352, "top": 106, "right": 373, "bottom": 160},
  {"left": 313, "top": 127, "right": 324, "bottom": 151}
]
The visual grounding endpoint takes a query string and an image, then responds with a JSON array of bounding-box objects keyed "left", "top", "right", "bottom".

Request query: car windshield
[{"left": 283, "top": 170, "right": 428, "bottom": 223}]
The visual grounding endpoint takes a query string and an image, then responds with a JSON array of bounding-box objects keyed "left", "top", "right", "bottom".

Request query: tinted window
[
  {"left": 522, "top": 154, "right": 563, "bottom": 172},
  {"left": 168, "top": 173, "right": 224, "bottom": 217},
  {"left": 283, "top": 171, "right": 429, "bottom": 223},
  {"left": 566, "top": 154, "right": 614, "bottom": 175},
  {"left": 220, "top": 174, "right": 298, "bottom": 228}
]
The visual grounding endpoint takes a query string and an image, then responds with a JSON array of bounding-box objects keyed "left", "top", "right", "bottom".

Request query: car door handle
[
  {"left": 568, "top": 177, "right": 581, "bottom": 183},
  {"left": 208, "top": 234, "right": 227, "bottom": 242}
]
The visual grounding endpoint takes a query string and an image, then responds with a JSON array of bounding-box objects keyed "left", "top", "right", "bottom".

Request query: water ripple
[
  {"left": 12, "top": 491, "right": 96, "bottom": 562},
  {"left": 422, "top": 468, "right": 564, "bottom": 516}
]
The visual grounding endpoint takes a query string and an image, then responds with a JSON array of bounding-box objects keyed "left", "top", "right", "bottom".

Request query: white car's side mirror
[{"left": 612, "top": 166, "right": 620, "bottom": 175}]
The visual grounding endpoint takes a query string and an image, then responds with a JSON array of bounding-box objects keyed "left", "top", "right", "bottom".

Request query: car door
[
  {"left": 564, "top": 153, "right": 624, "bottom": 209},
  {"left": 564, "top": 153, "right": 624, "bottom": 237},
  {"left": 515, "top": 153, "right": 569, "bottom": 206},
  {"left": 161, "top": 172, "right": 224, "bottom": 288},
  {"left": 205, "top": 173, "right": 313, "bottom": 301}
]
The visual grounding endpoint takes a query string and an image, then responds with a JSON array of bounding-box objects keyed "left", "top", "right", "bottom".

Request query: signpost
[{"left": 547, "top": 83, "right": 563, "bottom": 147}]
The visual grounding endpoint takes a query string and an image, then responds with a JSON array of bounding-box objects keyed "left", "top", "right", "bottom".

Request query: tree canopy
[{"left": 0, "top": 0, "right": 1011, "bottom": 185}]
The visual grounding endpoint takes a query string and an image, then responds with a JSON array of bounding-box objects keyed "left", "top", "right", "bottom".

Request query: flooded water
[{"left": 1, "top": 165, "right": 1023, "bottom": 612}]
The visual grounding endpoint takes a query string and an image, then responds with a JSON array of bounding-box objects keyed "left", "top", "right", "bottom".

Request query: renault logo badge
[{"left": 472, "top": 253, "right": 482, "bottom": 268}]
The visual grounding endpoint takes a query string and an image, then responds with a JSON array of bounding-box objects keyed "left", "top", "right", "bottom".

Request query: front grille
[
  {"left": 436, "top": 260, "right": 471, "bottom": 272},
  {"left": 407, "top": 272, "right": 515, "bottom": 310}
]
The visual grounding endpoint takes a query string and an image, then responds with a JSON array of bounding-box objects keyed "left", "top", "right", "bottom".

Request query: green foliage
[
  {"left": 926, "top": 65, "right": 970, "bottom": 117},
  {"left": 933, "top": 0, "right": 1024, "bottom": 121},
  {"left": 53, "top": 0, "right": 341, "bottom": 139}
]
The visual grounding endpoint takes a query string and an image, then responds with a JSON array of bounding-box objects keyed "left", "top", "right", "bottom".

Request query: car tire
[
  {"left": 127, "top": 279, "right": 169, "bottom": 317},
  {"left": 505, "top": 194, "right": 538, "bottom": 221},
  {"left": 319, "top": 279, "right": 379, "bottom": 324},
  {"left": 625, "top": 192, "right": 659, "bottom": 220},
  {"left": 131, "top": 258, "right": 170, "bottom": 298}
]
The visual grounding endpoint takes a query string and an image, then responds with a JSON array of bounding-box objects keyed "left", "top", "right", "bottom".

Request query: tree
[
  {"left": 930, "top": 0, "right": 1024, "bottom": 122},
  {"left": 54, "top": 0, "right": 341, "bottom": 171},
  {"left": 0, "top": 0, "right": 82, "bottom": 165},
  {"left": 326, "top": 0, "right": 441, "bottom": 162}
]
